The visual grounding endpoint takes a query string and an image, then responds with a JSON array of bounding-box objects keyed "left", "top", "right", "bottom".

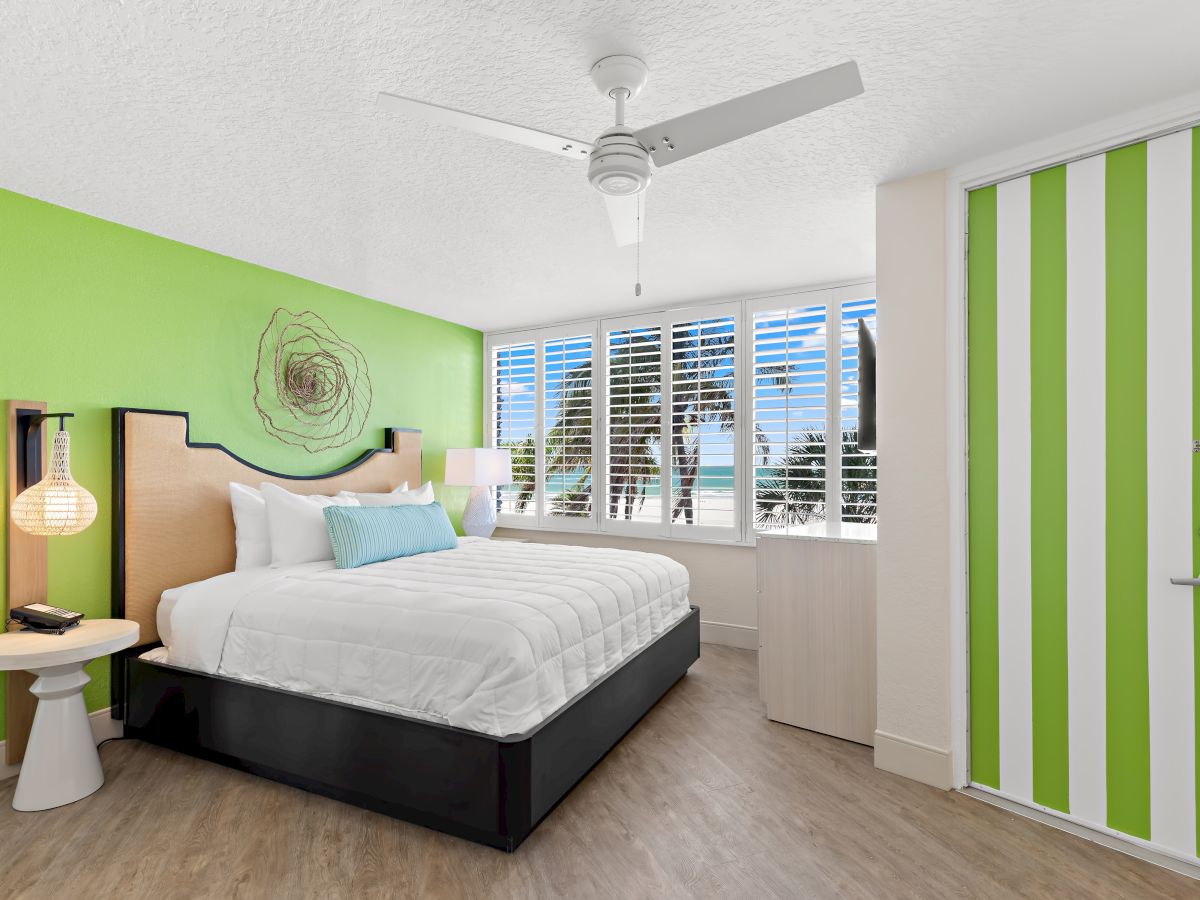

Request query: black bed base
[{"left": 122, "top": 606, "right": 700, "bottom": 851}]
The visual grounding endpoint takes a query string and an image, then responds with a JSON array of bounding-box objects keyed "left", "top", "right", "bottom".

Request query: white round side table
[{"left": 0, "top": 619, "right": 139, "bottom": 811}]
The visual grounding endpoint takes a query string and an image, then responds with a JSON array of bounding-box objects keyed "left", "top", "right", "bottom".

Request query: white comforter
[{"left": 160, "top": 538, "right": 691, "bottom": 737}]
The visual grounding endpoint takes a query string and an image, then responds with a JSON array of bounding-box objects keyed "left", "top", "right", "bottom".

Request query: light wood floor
[{"left": 1, "top": 645, "right": 1194, "bottom": 899}]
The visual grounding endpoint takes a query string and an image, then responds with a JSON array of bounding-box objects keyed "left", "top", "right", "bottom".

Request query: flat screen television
[{"left": 857, "top": 318, "right": 876, "bottom": 452}]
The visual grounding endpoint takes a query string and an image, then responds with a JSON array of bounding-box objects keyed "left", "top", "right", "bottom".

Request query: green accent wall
[{"left": 0, "top": 189, "right": 483, "bottom": 741}]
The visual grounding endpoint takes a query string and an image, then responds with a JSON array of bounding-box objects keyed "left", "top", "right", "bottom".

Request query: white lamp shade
[
  {"left": 444, "top": 448, "right": 512, "bottom": 486},
  {"left": 11, "top": 428, "right": 97, "bottom": 537}
]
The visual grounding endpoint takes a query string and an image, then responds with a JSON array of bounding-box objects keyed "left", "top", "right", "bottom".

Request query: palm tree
[
  {"left": 498, "top": 435, "right": 535, "bottom": 512},
  {"left": 753, "top": 430, "right": 877, "bottom": 528},
  {"left": 547, "top": 476, "right": 593, "bottom": 517},
  {"left": 542, "top": 324, "right": 738, "bottom": 521},
  {"left": 840, "top": 438, "right": 878, "bottom": 525},
  {"left": 602, "top": 331, "right": 667, "bottom": 519},
  {"left": 667, "top": 324, "right": 736, "bottom": 524}
]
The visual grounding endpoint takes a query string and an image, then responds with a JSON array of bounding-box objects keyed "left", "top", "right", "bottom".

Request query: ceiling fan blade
[
  {"left": 376, "top": 92, "right": 593, "bottom": 161},
  {"left": 603, "top": 192, "right": 645, "bottom": 246},
  {"left": 633, "top": 60, "right": 863, "bottom": 168}
]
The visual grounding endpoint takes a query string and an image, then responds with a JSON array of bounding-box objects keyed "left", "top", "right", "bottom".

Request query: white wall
[
  {"left": 873, "top": 170, "right": 956, "bottom": 789},
  {"left": 493, "top": 528, "right": 759, "bottom": 649}
]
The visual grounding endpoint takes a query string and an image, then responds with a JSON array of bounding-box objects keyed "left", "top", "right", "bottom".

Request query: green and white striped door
[{"left": 967, "top": 127, "right": 1199, "bottom": 860}]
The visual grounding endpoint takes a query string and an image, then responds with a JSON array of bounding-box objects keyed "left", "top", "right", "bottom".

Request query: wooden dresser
[{"left": 757, "top": 535, "right": 877, "bottom": 746}]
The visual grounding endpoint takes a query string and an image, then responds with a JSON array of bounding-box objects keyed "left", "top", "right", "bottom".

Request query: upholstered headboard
[{"left": 112, "top": 408, "right": 421, "bottom": 648}]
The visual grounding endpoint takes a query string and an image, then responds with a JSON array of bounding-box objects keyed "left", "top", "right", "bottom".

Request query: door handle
[{"left": 1170, "top": 577, "right": 1200, "bottom": 586}]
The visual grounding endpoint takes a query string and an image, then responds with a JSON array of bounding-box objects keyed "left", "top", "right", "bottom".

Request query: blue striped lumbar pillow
[{"left": 322, "top": 502, "right": 458, "bottom": 569}]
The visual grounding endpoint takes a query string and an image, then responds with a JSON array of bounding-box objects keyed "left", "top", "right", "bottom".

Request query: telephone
[{"left": 10, "top": 603, "right": 85, "bottom": 634}]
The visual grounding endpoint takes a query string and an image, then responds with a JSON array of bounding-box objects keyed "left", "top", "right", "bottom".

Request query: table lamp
[{"left": 445, "top": 448, "right": 512, "bottom": 538}]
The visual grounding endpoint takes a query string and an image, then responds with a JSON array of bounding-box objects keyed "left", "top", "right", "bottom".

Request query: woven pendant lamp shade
[{"left": 11, "top": 428, "right": 97, "bottom": 536}]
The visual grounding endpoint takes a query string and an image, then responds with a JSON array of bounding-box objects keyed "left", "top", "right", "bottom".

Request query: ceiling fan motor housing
[{"left": 588, "top": 127, "right": 651, "bottom": 196}]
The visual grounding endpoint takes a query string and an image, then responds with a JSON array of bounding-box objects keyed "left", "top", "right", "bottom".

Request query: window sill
[
  {"left": 492, "top": 525, "right": 877, "bottom": 548},
  {"left": 755, "top": 530, "right": 878, "bottom": 546},
  {"left": 494, "top": 525, "right": 758, "bottom": 549}
]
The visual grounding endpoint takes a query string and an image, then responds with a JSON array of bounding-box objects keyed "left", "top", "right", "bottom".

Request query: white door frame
[{"left": 945, "top": 88, "right": 1200, "bottom": 790}]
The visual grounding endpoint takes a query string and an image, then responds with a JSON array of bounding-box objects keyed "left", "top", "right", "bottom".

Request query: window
[
  {"left": 839, "top": 297, "right": 878, "bottom": 533},
  {"left": 490, "top": 340, "right": 535, "bottom": 520},
  {"left": 669, "top": 312, "right": 737, "bottom": 535},
  {"left": 604, "top": 322, "right": 663, "bottom": 528},
  {"left": 485, "top": 283, "right": 875, "bottom": 543},
  {"left": 489, "top": 328, "right": 599, "bottom": 529},
  {"left": 598, "top": 305, "right": 741, "bottom": 540},
  {"left": 543, "top": 333, "right": 594, "bottom": 522},
  {"left": 749, "top": 287, "right": 878, "bottom": 538},
  {"left": 750, "top": 300, "right": 829, "bottom": 533}
]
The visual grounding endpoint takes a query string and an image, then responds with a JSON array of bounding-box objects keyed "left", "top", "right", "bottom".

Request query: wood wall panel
[
  {"left": 6, "top": 399, "right": 48, "bottom": 764},
  {"left": 758, "top": 535, "right": 877, "bottom": 746}
]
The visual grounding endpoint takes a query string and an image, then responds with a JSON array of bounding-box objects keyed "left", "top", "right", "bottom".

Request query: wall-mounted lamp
[{"left": 10, "top": 412, "right": 97, "bottom": 537}]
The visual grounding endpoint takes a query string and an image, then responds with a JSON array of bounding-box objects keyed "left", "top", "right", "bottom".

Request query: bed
[{"left": 111, "top": 408, "right": 700, "bottom": 851}]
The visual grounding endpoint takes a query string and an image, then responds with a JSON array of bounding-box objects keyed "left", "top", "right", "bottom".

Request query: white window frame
[
  {"left": 484, "top": 281, "right": 875, "bottom": 545},
  {"left": 598, "top": 311, "right": 665, "bottom": 540},
  {"left": 487, "top": 331, "right": 539, "bottom": 526},
  {"left": 663, "top": 301, "right": 742, "bottom": 544},
  {"left": 744, "top": 283, "right": 878, "bottom": 540},
  {"left": 486, "top": 322, "right": 600, "bottom": 532},
  {"left": 745, "top": 287, "right": 834, "bottom": 538},
  {"left": 832, "top": 283, "right": 879, "bottom": 537},
  {"left": 596, "top": 304, "right": 743, "bottom": 542}
]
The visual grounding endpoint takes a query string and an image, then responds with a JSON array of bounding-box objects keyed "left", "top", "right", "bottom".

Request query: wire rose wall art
[{"left": 253, "top": 308, "right": 373, "bottom": 452}]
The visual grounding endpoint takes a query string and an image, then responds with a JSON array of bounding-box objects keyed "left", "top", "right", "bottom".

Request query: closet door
[{"left": 967, "top": 127, "right": 1199, "bottom": 863}]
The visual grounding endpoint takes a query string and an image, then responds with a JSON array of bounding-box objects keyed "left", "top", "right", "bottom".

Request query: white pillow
[
  {"left": 229, "top": 483, "right": 271, "bottom": 570},
  {"left": 332, "top": 481, "right": 407, "bottom": 505},
  {"left": 338, "top": 481, "right": 435, "bottom": 507},
  {"left": 260, "top": 482, "right": 359, "bottom": 567}
]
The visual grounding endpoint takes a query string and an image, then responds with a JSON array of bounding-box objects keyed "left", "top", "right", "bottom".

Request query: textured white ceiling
[{"left": 3, "top": 1, "right": 1199, "bottom": 331}]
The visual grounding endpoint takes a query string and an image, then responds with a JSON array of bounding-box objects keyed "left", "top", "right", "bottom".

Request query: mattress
[{"left": 153, "top": 538, "right": 691, "bottom": 737}]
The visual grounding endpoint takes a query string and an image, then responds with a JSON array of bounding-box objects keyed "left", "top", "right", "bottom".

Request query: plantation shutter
[
  {"left": 838, "top": 293, "right": 878, "bottom": 532},
  {"left": 750, "top": 292, "right": 830, "bottom": 535},
  {"left": 603, "top": 318, "right": 664, "bottom": 533},
  {"left": 489, "top": 339, "right": 537, "bottom": 520},
  {"left": 668, "top": 307, "right": 739, "bottom": 539},
  {"left": 487, "top": 281, "right": 874, "bottom": 542},
  {"left": 542, "top": 333, "right": 596, "bottom": 525}
]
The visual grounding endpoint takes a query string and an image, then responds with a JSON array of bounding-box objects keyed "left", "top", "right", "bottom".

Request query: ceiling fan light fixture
[
  {"left": 376, "top": 53, "right": 862, "bottom": 244},
  {"left": 588, "top": 127, "right": 651, "bottom": 196},
  {"left": 599, "top": 175, "right": 638, "bottom": 195}
]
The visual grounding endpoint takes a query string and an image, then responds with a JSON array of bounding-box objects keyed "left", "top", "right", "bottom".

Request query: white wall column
[{"left": 874, "top": 170, "right": 954, "bottom": 789}]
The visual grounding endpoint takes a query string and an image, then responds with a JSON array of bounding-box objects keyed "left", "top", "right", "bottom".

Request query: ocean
[{"left": 555, "top": 465, "right": 735, "bottom": 496}]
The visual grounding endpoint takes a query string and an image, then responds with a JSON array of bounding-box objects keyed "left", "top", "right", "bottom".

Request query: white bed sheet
[{"left": 155, "top": 538, "right": 690, "bottom": 737}]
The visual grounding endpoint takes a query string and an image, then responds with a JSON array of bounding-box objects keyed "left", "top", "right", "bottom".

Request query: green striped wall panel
[{"left": 966, "top": 128, "right": 1197, "bottom": 861}]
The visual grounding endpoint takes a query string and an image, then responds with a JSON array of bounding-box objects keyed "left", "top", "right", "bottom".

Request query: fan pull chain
[{"left": 635, "top": 193, "right": 642, "bottom": 297}]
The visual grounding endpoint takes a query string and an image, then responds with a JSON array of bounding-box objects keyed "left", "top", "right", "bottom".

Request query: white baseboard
[
  {"left": 874, "top": 729, "right": 954, "bottom": 790},
  {"left": 0, "top": 707, "right": 121, "bottom": 781},
  {"left": 700, "top": 619, "right": 758, "bottom": 650}
]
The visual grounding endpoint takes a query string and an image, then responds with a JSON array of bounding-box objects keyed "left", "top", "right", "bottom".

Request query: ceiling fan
[{"left": 376, "top": 55, "right": 863, "bottom": 247}]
